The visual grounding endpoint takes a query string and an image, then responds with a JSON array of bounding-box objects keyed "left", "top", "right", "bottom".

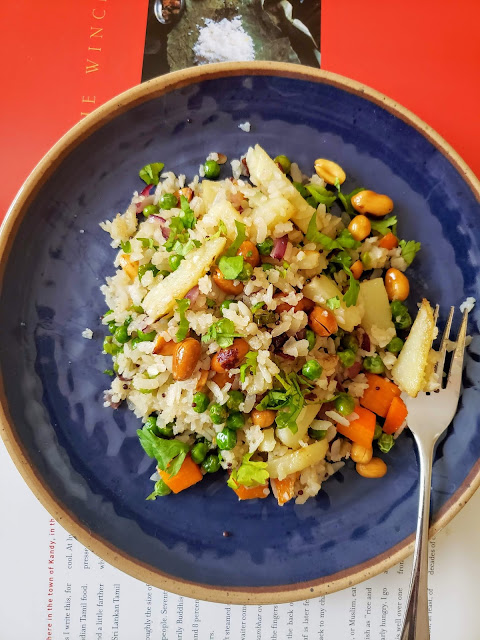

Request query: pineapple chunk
[
  {"left": 359, "top": 279, "right": 396, "bottom": 348},
  {"left": 276, "top": 404, "right": 321, "bottom": 449},
  {"left": 303, "top": 275, "right": 363, "bottom": 332},
  {"left": 200, "top": 200, "right": 243, "bottom": 242},
  {"left": 246, "top": 145, "right": 315, "bottom": 233},
  {"left": 392, "top": 299, "right": 435, "bottom": 397},
  {"left": 268, "top": 440, "right": 329, "bottom": 480},
  {"left": 249, "top": 195, "right": 294, "bottom": 239},
  {"left": 200, "top": 180, "right": 222, "bottom": 210},
  {"left": 143, "top": 237, "right": 226, "bottom": 320}
]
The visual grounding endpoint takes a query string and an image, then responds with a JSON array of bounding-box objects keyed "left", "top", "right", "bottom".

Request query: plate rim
[{"left": 0, "top": 61, "right": 479, "bottom": 605}]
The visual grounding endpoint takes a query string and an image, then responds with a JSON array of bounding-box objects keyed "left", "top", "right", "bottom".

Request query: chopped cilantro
[
  {"left": 330, "top": 251, "right": 352, "bottom": 269},
  {"left": 240, "top": 351, "right": 258, "bottom": 383},
  {"left": 206, "top": 298, "right": 216, "bottom": 308},
  {"left": 172, "top": 238, "right": 202, "bottom": 256},
  {"left": 343, "top": 266, "right": 360, "bottom": 307},
  {"left": 120, "top": 240, "right": 131, "bottom": 253},
  {"left": 201, "top": 318, "right": 241, "bottom": 348},
  {"left": 292, "top": 181, "right": 309, "bottom": 198},
  {"left": 326, "top": 296, "right": 341, "bottom": 310},
  {"left": 175, "top": 299, "right": 190, "bottom": 341},
  {"left": 218, "top": 255, "right": 244, "bottom": 280},
  {"left": 251, "top": 302, "right": 264, "bottom": 313},
  {"left": 227, "top": 453, "right": 269, "bottom": 490},
  {"left": 399, "top": 239, "right": 421, "bottom": 266},
  {"left": 139, "top": 162, "right": 164, "bottom": 185},
  {"left": 179, "top": 195, "right": 196, "bottom": 229},
  {"left": 137, "top": 427, "right": 190, "bottom": 477},
  {"left": 306, "top": 211, "right": 342, "bottom": 250},
  {"left": 336, "top": 229, "right": 361, "bottom": 249},
  {"left": 334, "top": 179, "right": 365, "bottom": 216},
  {"left": 164, "top": 217, "right": 188, "bottom": 252},
  {"left": 305, "top": 184, "right": 338, "bottom": 208},
  {"left": 103, "top": 369, "right": 114, "bottom": 376},
  {"left": 226, "top": 221, "right": 247, "bottom": 257},
  {"left": 256, "top": 372, "right": 307, "bottom": 433},
  {"left": 137, "top": 237, "right": 158, "bottom": 250},
  {"left": 370, "top": 215, "right": 398, "bottom": 236}
]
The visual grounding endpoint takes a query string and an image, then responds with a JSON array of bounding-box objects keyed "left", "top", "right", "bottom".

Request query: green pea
[
  {"left": 143, "top": 204, "right": 159, "bottom": 217},
  {"left": 391, "top": 301, "right": 412, "bottom": 331},
  {"left": 338, "top": 349, "right": 356, "bottom": 368},
  {"left": 113, "top": 325, "right": 129, "bottom": 344},
  {"left": 103, "top": 336, "right": 121, "bottom": 355},
  {"left": 257, "top": 238, "right": 274, "bottom": 256},
  {"left": 202, "top": 454, "right": 221, "bottom": 474},
  {"left": 386, "top": 336, "right": 404, "bottom": 354},
  {"left": 159, "top": 193, "right": 178, "bottom": 210},
  {"left": 226, "top": 390, "right": 244, "bottom": 412},
  {"left": 220, "top": 299, "right": 233, "bottom": 315},
  {"left": 334, "top": 394, "right": 356, "bottom": 417},
  {"left": 373, "top": 423, "right": 383, "bottom": 440},
  {"left": 108, "top": 320, "right": 117, "bottom": 334},
  {"left": 226, "top": 412, "right": 245, "bottom": 430},
  {"left": 191, "top": 442, "right": 209, "bottom": 464},
  {"left": 209, "top": 403, "right": 228, "bottom": 425},
  {"left": 306, "top": 328, "right": 316, "bottom": 352},
  {"left": 159, "top": 270, "right": 170, "bottom": 278},
  {"left": 192, "top": 392, "right": 209, "bottom": 413},
  {"left": 302, "top": 359, "right": 323, "bottom": 381},
  {"left": 150, "top": 478, "right": 171, "bottom": 497},
  {"left": 137, "top": 329, "right": 156, "bottom": 342},
  {"left": 361, "top": 252, "right": 372, "bottom": 269},
  {"left": 144, "top": 415, "right": 158, "bottom": 434},
  {"left": 363, "top": 355, "right": 385, "bottom": 374},
  {"left": 308, "top": 428, "right": 327, "bottom": 440},
  {"left": 169, "top": 254, "right": 184, "bottom": 271},
  {"left": 237, "top": 262, "right": 253, "bottom": 281},
  {"left": 157, "top": 422, "right": 175, "bottom": 438},
  {"left": 378, "top": 433, "right": 395, "bottom": 453},
  {"left": 216, "top": 427, "right": 237, "bottom": 450},
  {"left": 203, "top": 160, "right": 221, "bottom": 179},
  {"left": 274, "top": 155, "right": 291, "bottom": 173},
  {"left": 342, "top": 334, "right": 358, "bottom": 352}
]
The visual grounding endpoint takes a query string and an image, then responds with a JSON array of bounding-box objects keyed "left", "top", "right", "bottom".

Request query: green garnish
[
  {"left": 138, "top": 263, "right": 159, "bottom": 281},
  {"left": 137, "top": 427, "right": 190, "bottom": 477},
  {"left": 179, "top": 195, "right": 196, "bottom": 229},
  {"left": 226, "top": 221, "right": 246, "bottom": 257},
  {"left": 146, "top": 478, "right": 172, "bottom": 499},
  {"left": 202, "top": 318, "right": 241, "bottom": 348},
  {"left": 175, "top": 299, "right": 190, "bottom": 341},
  {"left": 240, "top": 351, "right": 258, "bottom": 383},
  {"left": 326, "top": 296, "right": 341, "bottom": 311},
  {"left": 399, "top": 239, "right": 421, "bottom": 266},
  {"left": 343, "top": 266, "right": 360, "bottom": 307},
  {"left": 120, "top": 240, "right": 131, "bottom": 253},
  {"left": 227, "top": 453, "right": 269, "bottom": 490},
  {"left": 218, "top": 255, "right": 244, "bottom": 280},
  {"left": 138, "top": 237, "right": 159, "bottom": 250},
  {"left": 103, "top": 369, "right": 114, "bottom": 376},
  {"left": 370, "top": 216, "right": 398, "bottom": 236},
  {"left": 305, "top": 184, "right": 338, "bottom": 208},
  {"left": 206, "top": 298, "right": 216, "bottom": 308},
  {"left": 334, "top": 179, "right": 365, "bottom": 216},
  {"left": 172, "top": 238, "right": 202, "bottom": 256},
  {"left": 378, "top": 433, "right": 395, "bottom": 453},
  {"left": 139, "top": 162, "right": 164, "bottom": 185}
]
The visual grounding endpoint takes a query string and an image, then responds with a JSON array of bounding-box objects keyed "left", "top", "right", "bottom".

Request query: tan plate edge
[{"left": 1, "top": 61, "right": 479, "bottom": 606}]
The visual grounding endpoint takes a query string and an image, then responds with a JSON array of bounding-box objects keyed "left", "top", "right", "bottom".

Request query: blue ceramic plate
[{"left": 1, "top": 63, "right": 479, "bottom": 604}]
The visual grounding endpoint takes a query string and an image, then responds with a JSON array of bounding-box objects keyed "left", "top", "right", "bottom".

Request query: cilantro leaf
[
  {"left": 137, "top": 237, "right": 158, "bottom": 250},
  {"left": 139, "top": 162, "right": 164, "bottom": 185},
  {"left": 334, "top": 179, "right": 365, "bottom": 216},
  {"left": 201, "top": 318, "right": 241, "bottom": 348},
  {"left": 218, "top": 255, "right": 244, "bottom": 280},
  {"left": 399, "top": 239, "right": 421, "bottom": 266},
  {"left": 330, "top": 251, "right": 352, "bottom": 269},
  {"left": 226, "top": 221, "right": 247, "bottom": 257},
  {"left": 271, "top": 373, "right": 306, "bottom": 433},
  {"left": 326, "top": 296, "right": 340, "bottom": 310},
  {"left": 251, "top": 302, "right": 264, "bottom": 313},
  {"left": 172, "top": 238, "right": 202, "bottom": 256},
  {"left": 175, "top": 299, "right": 190, "bottom": 341},
  {"left": 179, "top": 195, "right": 196, "bottom": 229},
  {"left": 305, "top": 184, "right": 338, "bottom": 208},
  {"left": 292, "top": 181, "right": 309, "bottom": 198},
  {"left": 240, "top": 351, "right": 258, "bottom": 383},
  {"left": 120, "top": 240, "right": 131, "bottom": 253},
  {"left": 370, "top": 215, "right": 398, "bottom": 236},
  {"left": 137, "top": 428, "right": 190, "bottom": 477},
  {"left": 227, "top": 453, "right": 269, "bottom": 490},
  {"left": 164, "top": 217, "right": 188, "bottom": 252},
  {"left": 343, "top": 266, "right": 360, "bottom": 307},
  {"left": 306, "top": 211, "right": 342, "bottom": 250},
  {"left": 336, "top": 229, "right": 361, "bottom": 249}
]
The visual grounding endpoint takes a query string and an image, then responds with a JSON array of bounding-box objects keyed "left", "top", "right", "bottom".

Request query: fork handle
[{"left": 400, "top": 434, "right": 435, "bottom": 640}]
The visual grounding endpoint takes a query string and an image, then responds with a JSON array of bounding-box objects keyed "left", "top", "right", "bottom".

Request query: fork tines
[{"left": 434, "top": 306, "right": 469, "bottom": 391}]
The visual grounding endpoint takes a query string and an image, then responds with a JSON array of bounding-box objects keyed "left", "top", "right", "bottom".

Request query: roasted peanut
[
  {"left": 211, "top": 370, "right": 232, "bottom": 388},
  {"left": 350, "top": 260, "right": 364, "bottom": 280},
  {"left": 212, "top": 266, "right": 244, "bottom": 295},
  {"left": 195, "top": 368, "right": 210, "bottom": 391},
  {"left": 384, "top": 268, "right": 409, "bottom": 301},
  {"left": 356, "top": 457, "right": 387, "bottom": 478},
  {"left": 119, "top": 254, "right": 139, "bottom": 280},
  {"left": 172, "top": 338, "right": 201, "bottom": 381},
  {"left": 153, "top": 335, "right": 177, "bottom": 356},
  {"left": 176, "top": 186, "right": 193, "bottom": 202},
  {"left": 237, "top": 240, "right": 260, "bottom": 268},
  {"left": 378, "top": 232, "right": 398, "bottom": 250},
  {"left": 211, "top": 338, "right": 250, "bottom": 373},
  {"left": 350, "top": 443, "right": 373, "bottom": 464},
  {"left": 348, "top": 215, "right": 371, "bottom": 241},
  {"left": 251, "top": 409, "right": 276, "bottom": 428},
  {"left": 216, "top": 153, "right": 228, "bottom": 165},
  {"left": 275, "top": 293, "right": 315, "bottom": 315},
  {"left": 351, "top": 190, "right": 394, "bottom": 217},
  {"left": 308, "top": 306, "right": 338, "bottom": 336},
  {"left": 314, "top": 158, "right": 346, "bottom": 185}
]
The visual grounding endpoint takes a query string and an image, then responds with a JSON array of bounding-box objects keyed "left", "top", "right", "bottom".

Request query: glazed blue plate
[{"left": 1, "top": 63, "right": 479, "bottom": 604}]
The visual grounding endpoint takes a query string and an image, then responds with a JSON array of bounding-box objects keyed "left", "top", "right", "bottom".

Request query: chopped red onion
[
  {"left": 185, "top": 286, "right": 199, "bottom": 304},
  {"left": 277, "top": 351, "right": 295, "bottom": 361},
  {"left": 361, "top": 332, "right": 371, "bottom": 351},
  {"left": 161, "top": 226, "right": 170, "bottom": 239},
  {"left": 104, "top": 391, "right": 121, "bottom": 409},
  {"left": 270, "top": 235, "right": 288, "bottom": 260},
  {"left": 150, "top": 214, "right": 166, "bottom": 224},
  {"left": 135, "top": 184, "right": 154, "bottom": 214},
  {"left": 345, "top": 361, "right": 362, "bottom": 380}
]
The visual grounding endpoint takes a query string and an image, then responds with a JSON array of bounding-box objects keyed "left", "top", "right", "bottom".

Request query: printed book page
[{"left": 1, "top": 439, "right": 479, "bottom": 640}]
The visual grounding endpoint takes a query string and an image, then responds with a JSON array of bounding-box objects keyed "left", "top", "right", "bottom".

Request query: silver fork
[{"left": 399, "top": 306, "right": 469, "bottom": 640}]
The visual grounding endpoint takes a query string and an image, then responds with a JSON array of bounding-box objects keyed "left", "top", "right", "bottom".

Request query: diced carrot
[
  {"left": 360, "top": 373, "right": 401, "bottom": 418},
  {"left": 119, "top": 254, "right": 138, "bottom": 280},
  {"left": 153, "top": 335, "right": 176, "bottom": 356},
  {"left": 350, "top": 260, "right": 364, "bottom": 280},
  {"left": 383, "top": 396, "right": 408, "bottom": 434},
  {"left": 233, "top": 483, "right": 270, "bottom": 501},
  {"left": 378, "top": 233, "right": 399, "bottom": 250},
  {"left": 195, "top": 368, "right": 209, "bottom": 391},
  {"left": 159, "top": 455, "right": 202, "bottom": 494},
  {"left": 336, "top": 406, "right": 376, "bottom": 448},
  {"left": 271, "top": 473, "right": 297, "bottom": 506}
]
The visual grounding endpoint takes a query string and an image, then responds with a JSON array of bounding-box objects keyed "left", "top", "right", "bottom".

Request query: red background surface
[{"left": 322, "top": 0, "right": 480, "bottom": 181}]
